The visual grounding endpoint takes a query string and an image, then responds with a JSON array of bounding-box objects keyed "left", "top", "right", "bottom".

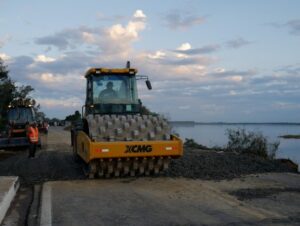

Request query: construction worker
[
  {"left": 27, "top": 121, "right": 39, "bottom": 158},
  {"left": 99, "top": 81, "right": 117, "bottom": 99},
  {"left": 43, "top": 121, "right": 49, "bottom": 134}
]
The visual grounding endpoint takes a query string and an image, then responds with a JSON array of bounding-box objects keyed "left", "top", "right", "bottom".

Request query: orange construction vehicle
[{"left": 0, "top": 100, "right": 41, "bottom": 149}]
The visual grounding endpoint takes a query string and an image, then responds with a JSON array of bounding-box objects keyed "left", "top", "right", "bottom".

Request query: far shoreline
[
  {"left": 170, "top": 121, "right": 300, "bottom": 126},
  {"left": 279, "top": 134, "right": 300, "bottom": 139}
]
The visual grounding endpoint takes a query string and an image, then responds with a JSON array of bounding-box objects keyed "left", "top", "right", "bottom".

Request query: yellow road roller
[{"left": 71, "top": 62, "right": 183, "bottom": 178}]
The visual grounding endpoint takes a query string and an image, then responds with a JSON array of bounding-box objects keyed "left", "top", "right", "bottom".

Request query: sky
[{"left": 0, "top": 0, "right": 300, "bottom": 122}]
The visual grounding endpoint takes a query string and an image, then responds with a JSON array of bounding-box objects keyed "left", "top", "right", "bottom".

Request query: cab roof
[
  {"left": 85, "top": 67, "right": 138, "bottom": 78},
  {"left": 8, "top": 99, "right": 34, "bottom": 108}
]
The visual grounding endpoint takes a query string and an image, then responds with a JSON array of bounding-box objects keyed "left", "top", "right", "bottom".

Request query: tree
[
  {"left": 65, "top": 110, "right": 81, "bottom": 122},
  {"left": 226, "top": 128, "right": 280, "bottom": 159},
  {"left": 0, "top": 58, "right": 46, "bottom": 128},
  {"left": 0, "top": 58, "right": 15, "bottom": 128},
  {"left": 14, "top": 86, "right": 45, "bottom": 120},
  {"left": 0, "top": 58, "right": 9, "bottom": 80},
  {"left": 14, "top": 85, "right": 34, "bottom": 100},
  {"left": 140, "top": 105, "right": 157, "bottom": 115}
]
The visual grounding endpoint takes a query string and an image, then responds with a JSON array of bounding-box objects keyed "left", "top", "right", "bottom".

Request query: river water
[{"left": 172, "top": 123, "right": 300, "bottom": 165}]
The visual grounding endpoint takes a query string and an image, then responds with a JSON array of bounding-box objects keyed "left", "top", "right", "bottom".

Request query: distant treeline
[{"left": 170, "top": 121, "right": 300, "bottom": 126}]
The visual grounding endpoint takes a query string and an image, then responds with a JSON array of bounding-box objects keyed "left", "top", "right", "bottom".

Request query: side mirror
[{"left": 146, "top": 80, "right": 152, "bottom": 90}]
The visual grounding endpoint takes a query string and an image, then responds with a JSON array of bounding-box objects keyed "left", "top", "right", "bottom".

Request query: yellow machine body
[{"left": 76, "top": 131, "right": 183, "bottom": 163}]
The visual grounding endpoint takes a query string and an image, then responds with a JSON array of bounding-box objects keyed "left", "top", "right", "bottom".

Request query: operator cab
[
  {"left": 85, "top": 65, "right": 151, "bottom": 115},
  {"left": 8, "top": 106, "right": 35, "bottom": 124},
  {"left": 7, "top": 105, "right": 35, "bottom": 137}
]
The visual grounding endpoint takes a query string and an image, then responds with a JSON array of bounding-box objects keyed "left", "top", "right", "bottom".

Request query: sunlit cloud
[
  {"left": 35, "top": 10, "right": 147, "bottom": 58},
  {"left": 230, "top": 76, "right": 243, "bottom": 82},
  {"left": 35, "top": 97, "right": 82, "bottom": 109},
  {"left": 34, "top": 55, "right": 56, "bottom": 63},
  {"left": 177, "top": 43, "right": 191, "bottom": 51},
  {"left": 147, "top": 51, "right": 166, "bottom": 59},
  {"left": 0, "top": 53, "right": 11, "bottom": 61},
  {"left": 133, "top": 10, "right": 146, "bottom": 20}
]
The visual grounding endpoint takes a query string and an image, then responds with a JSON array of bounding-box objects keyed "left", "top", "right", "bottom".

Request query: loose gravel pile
[
  {"left": 0, "top": 147, "right": 297, "bottom": 185},
  {"left": 165, "top": 148, "right": 298, "bottom": 180}
]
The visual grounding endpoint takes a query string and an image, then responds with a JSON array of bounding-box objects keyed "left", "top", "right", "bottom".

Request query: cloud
[
  {"left": 0, "top": 35, "right": 12, "bottom": 48},
  {"left": 226, "top": 37, "right": 251, "bottom": 49},
  {"left": 147, "top": 51, "right": 166, "bottom": 59},
  {"left": 253, "top": 64, "right": 300, "bottom": 94},
  {"left": 25, "top": 51, "right": 95, "bottom": 75},
  {"left": 133, "top": 10, "right": 146, "bottom": 20},
  {"left": 35, "top": 10, "right": 147, "bottom": 57},
  {"left": 230, "top": 76, "right": 243, "bottom": 82},
  {"left": 0, "top": 53, "right": 11, "bottom": 61},
  {"left": 163, "top": 11, "right": 205, "bottom": 30},
  {"left": 8, "top": 53, "right": 86, "bottom": 100},
  {"left": 137, "top": 46, "right": 217, "bottom": 83},
  {"left": 35, "top": 97, "right": 82, "bottom": 109},
  {"left": 142, "top": 42, "right": 219, "bottom": 81},
  {"left": 275, "top": 64, "right": 300, "bottom": 74},
  {"left": 178, "top": 105, "right": 190, "bottom": 110},
  {"left": 35, "top": 26, "right": 99, "bottom": 50},
  {"left": 29, "top": 72, "right": 63, "bottom": 83},
  {"left": 173, "top": 42, "right": 220, "bottom": 55},
  {"left": 229, "top": 90, "right": 237, "bottom": 96},
  {"left": 222, "top": 64, "right": 300, "bottom": 102},
  {"left": 209, "top": 68, "right": 257, "bottom": 78},
  {"left": 272, "top": 102, "right": 300, "bottom": 110},
  {"left": 157, "top": 56, "right": 213, "bottom": 66},
  {"left": 35, "top": 35, "right": 69, "bottom": 50},
  {"left": 9, "top": 34, "right": 262, "bottom": 120},
  {"left": 101, "top": 10, "right": 146, "bottom": 57},
  {"left": 10, "top": 56, "right": 34, "bottom": 74},
  {"left": 270, "top": 19, "right": 300, "bottom": 36},
  {"left": 34, "top": 55, "right": 56, "bottom": 63},
  {"left": 285, "top": 19, "right": 300, "bottom": 35},
  {"left": 8, "top": 10, "right": 300, "bottom": 121},
  {"left": 177, "top": 43, "right": 191, "bottom": 51}
]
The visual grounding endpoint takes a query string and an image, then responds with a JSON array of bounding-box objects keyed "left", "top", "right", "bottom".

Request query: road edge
[
  {"left": 40, "top": 183, "right": 52, "bottom": 226},
  {"left": 0, "top": 176, "right": 20, "bottom": 224}
]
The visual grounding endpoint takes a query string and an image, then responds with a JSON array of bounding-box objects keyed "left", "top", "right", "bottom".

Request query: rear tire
[{"left": 72, "top": 136, "right": 81, "bottom": 163}]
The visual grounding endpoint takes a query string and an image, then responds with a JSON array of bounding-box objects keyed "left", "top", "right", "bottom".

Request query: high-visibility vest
[{"left": 28, "top": 127, "right": 39, "bottom": 143}]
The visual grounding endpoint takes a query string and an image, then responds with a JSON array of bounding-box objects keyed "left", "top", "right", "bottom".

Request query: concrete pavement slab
[
  {"left": 0, "top": 176, "right": 19, "bottom": 224},
  {"left": 38, "top": 175, "right": 300, "bottom": 226}
]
